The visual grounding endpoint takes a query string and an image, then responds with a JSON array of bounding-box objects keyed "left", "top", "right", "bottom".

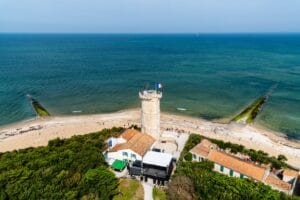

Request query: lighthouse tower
[{"left": 139, "top": 90, "right": 162, "bottom": 140}]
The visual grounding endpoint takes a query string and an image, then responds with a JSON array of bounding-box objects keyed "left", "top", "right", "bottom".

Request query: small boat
[{"left": 177, "top": 107, "right": 187, "bottom": 111}]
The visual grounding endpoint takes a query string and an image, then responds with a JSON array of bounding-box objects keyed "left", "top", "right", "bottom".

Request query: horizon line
[{"left": 1, "top": 32, "right": 300, "bottom": 35}]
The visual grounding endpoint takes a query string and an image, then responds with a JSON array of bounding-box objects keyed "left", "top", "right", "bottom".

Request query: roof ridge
[
  {"left": 208, "top": 150, "right": 266, "bottom": 181},
  {"left": 109, "top": 131, "right": 155, "bottom": 157},
  {"left": 214, "top": 149, "right": 266, "bottom": 169}
]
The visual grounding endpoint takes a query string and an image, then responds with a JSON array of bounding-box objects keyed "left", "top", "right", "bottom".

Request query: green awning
[{"left": 111, "top": 160, "right": 127, "bottom": 171}]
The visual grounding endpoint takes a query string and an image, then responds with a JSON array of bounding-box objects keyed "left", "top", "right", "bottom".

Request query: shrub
[
  {"left": 0, "top": 127, "right": 124, "bottom": 200},
  {"left": 184, "top": 152, "right": 192, "bottom": 161},
  {"left": 179, "top": 134, "right": 202, "bottom": 161}
]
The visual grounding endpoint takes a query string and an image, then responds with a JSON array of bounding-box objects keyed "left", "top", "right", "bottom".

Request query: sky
[{"left": 1, "top": 0, "right": 300, "bottom": 33}]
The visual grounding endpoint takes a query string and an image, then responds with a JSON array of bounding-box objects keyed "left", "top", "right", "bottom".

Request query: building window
[
  {"left": 240, "top": 174, "right": 244, "bottom": 179},
  {"left": 122, "top": 152, "right": 128, "bottom": 157},
  {"left": 199, "top": 157, "right": 202, "bottom": 161},
  {"left": 108, "top": 140, "right": 113, "bottom": 147},
  {"left": 131, "top": 153, "right": 136, "bottom": 159},
  {"left": 192, "top": 154, "right": 196, "bottom": 159},
  {"left": 220, "top": 165, "right": 224, "bottom": 172},
  {"left": 230, "top": 170, "right": 234, "bottom": 177}
]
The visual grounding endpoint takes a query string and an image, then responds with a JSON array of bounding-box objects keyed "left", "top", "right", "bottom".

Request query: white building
[
  {"left": 105, "top": 129, "right": 155, "bottom": 165},
  {"left": 142, "top": 151, "right": 174, "bottom": 182},
  {"left": 190, "top": 139, "right": 299, "bottom": 194},
  {"left": 143, "top": 151, "right": 173, "bottom": 169},
  {"left": 139, "top": 90, "right": 162, "bottom": 140}
]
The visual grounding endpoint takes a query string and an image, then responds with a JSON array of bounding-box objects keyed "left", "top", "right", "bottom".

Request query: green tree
[
  {"left": 184, "top": 152, "right": 192, "bottom": 161},
  {"left": 80, "top": 167, "right": 119, "bottom": 199},
  {"left": 167, "top": 176, "right": 195, "bottom": 200},
  {"left": 0, "top": 127, "right": 124, "bottom": 200}
]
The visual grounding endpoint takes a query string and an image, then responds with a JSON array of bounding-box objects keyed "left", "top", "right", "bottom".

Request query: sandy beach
[{"left": 0, "top": 109, "right": 299, "bottom": 168}]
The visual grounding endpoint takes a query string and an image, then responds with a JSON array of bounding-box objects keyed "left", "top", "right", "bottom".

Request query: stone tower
[{"left": 139, "top": 90, "right": 162, "bottom": 140}]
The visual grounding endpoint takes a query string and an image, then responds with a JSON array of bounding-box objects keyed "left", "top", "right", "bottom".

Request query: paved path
[{"left": 142, "top": 182, "right": 153, "bottom": 200}]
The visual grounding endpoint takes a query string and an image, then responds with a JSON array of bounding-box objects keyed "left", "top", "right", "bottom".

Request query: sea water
[{"left": 0, "top": 34, "right": 299, "bottom": 139}]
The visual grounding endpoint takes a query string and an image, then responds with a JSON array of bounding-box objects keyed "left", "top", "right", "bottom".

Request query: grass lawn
[
  {"left": 113, "top": 178, "right": 144, "bottom": 200},
  {"left": 153, "top": 186, "right": 167, "bottom": 200}
]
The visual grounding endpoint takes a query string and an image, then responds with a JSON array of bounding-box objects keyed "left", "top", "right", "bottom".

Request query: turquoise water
[{"left": 0, "top": 34, "right": 300, "bottom": 139}]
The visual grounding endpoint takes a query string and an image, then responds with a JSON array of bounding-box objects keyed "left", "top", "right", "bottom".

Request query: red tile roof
[
  {"left": 190, "top": 139, "right": 295, "bottom": 192},
  {"left": 110, "top": 129, "right": 155, "bottom": 157},
  {"left": 208, "top": 150, "right": 267, "bottom": 181},
  {"left": 265, "top": 175, "right": 292, "bottom": 191},
  {"left": 283, "top": 169, "right": 299, "bottom": 178},
  {"left": 190, "top": 139, "right": 215, "bottom": 158},
  {"left": 120, "top": 129, "right": 140, "bottom": 141}
]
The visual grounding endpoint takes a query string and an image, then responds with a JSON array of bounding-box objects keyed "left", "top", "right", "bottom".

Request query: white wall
[
  {"left": 213, "top": 163, "right": 242, "bottom": 178},
  {"left": 107, "top": 149, "right": 142, "bottom": 164},
  {"left": 233, "top": 171, "right": 241, "bottom": 178},
  {"left": 191, "top": 153, "right": 206, "bottom": 162},
  {"left": 214, "top": 163, "right": 221, "bottom": 172},
  {"left": 223, "top": 166, "right": 230, "bottom": 175},
  {"left": 191, "top": 153, "right": 244, "bottom": 179},
  {"left": 107, "top": 137, "right": 126, "bottom": 149}
]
